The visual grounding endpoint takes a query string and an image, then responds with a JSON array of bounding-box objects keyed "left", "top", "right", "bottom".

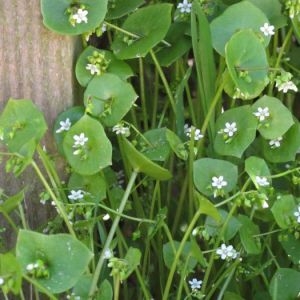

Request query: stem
[
  {"left": 139, "top": 57, "right": 148, "bottom": 131},
  {"left": 113, "top": 275, "right": 120, "bottom": 300},
  {"left": 88, "top": 170, "right": 138, "bottom": 298}
]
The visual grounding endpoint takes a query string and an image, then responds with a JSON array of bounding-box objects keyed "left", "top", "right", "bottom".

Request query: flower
[
  {"left": 269, "top": 136, "right": 283, "bottom": 148},
  {"left": 68, "top": 190, "right": 85, "bottom": 201},
  {"left": 103, "top": 213, "right": 110, "bottom": 221},
  {"left": 216, "top": 243, "right": 239, "bottom": 260},
  {"left": 0, "top": 277, "right": 4, "bottom": 285},
  {"left": 276, "top": 80, "right": 298, "bottom": 93},
  {"left": 112, "top": 124, "right": 130, "bottom": 136},
  {"left": 260, "top": 23, "right": 275, "bottom": 36},
  {"left": 212, "top": 176, "right": 227, "bottom": 190},
  {"left": 73, "top": 133, "right": 88, "bottom": 147},
  {"left": 56, "top": 118, "right": 71, "bottom": 133},
  {"left": 253, "top": 107, "right": 270, "bottom": 122},
  {"left": 103, "top": 249, "right": 113, "bottom": 259},
  {"left": 184, "top": 124, "right": 204, "bottom": 141},
  {"left": 188, "top": 278, "right": 202, "bottom": 290},
  {"left": 255, "top": 176, "right": 270, "bottom": 187},
  {"left": 223, "top": 122, "right": 237, "bottom": 137},
  {"left": 26, "top": 263, "right": 38, "bottom": 271},
  {"left": 294, "top": 206, "right": 300, "bottom": 223},
  {"left": 177, "top": 0, "right": 192, "bottom": 14},
  {"left": 72, "top": 8, "right": 88, "bottom": 24},
  {"left": 86, "top": 64, "right": 100, "bottom": 75}
]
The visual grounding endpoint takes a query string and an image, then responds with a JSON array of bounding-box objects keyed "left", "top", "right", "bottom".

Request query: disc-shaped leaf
[
  {"left": 41, "top": 0, "right": 108, "bottom": 35},
  {"left": 63, "top": 115, "right": 112, "bottom": 175},
  {"left": 225, "top": 29, "right": 269, "bottom": 99},
  {"left": 111, "top": 4, "right": 172, "bottom": 59},
  {"left": 106, "top": 0, "right": 144, "bottom": 19},
  {"left": 269, "top": 268, "right": 300, "bottom": 300},
  {"left": 84, "top": 74, "right": 137, "bottom": 127},
  {"left": 121, "top": 138, "right": 172, "bottom": 181},
  {"left": 252, "top": 95, "right": 294, "bottom": 139},
  {"left": 261, "top": 122, "right": 300, "bottom": 163},
  {"left": 75, "top": 46, "right": 133, "bottom": 87},
  {"left": 280, "top": 234, "right": 300, "bottom": 265},
  {"left": 210, "top": 1, "right": 270, "bottom": 56},
  {"left": 214, "top": 106, "right": 258, "bottom": 158},
  {"left": 271, "top": 195, "right": 295, "bottom": 229},
  {"left": 16, "top": 230, "right": 93, "bottom": 294},
  {"left": 193, "top": 158, "right": 238, "bottom": 197},
  {"left": 0, "top": 98, "right": 47, "bottom": 157}
]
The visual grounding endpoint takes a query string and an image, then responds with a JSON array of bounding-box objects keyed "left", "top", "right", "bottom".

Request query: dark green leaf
[{"left": 271, "top": 195, "right": 295, "bottom": 229}]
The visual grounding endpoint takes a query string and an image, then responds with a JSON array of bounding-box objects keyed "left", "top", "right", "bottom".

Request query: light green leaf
[
  {"left": 106, "top": 0, "right": 144, "bottom": 19},
  {"left": 122, "top": 248, "right": 141, "bottom": 280},
  {"left": 97, "top": 279, "right": 113, "bottom": 300},
  {"left": 0, "top": 190, "right": 24, "bottom": 214},
  {"left": 271, "top": 195, "right": 295, "bottom": 229}
]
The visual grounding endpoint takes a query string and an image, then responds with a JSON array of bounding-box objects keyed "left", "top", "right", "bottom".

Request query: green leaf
[
  {"left": 245, "top": 156, "right": 271, "bottom": 189},
  {"left": 122, "top": 247, "right": 141, "bottom": 280},
  {"left": 16, "top": 230, "right": 93, "bottom": 294},
  {"left": 0, "top": 190, "right": 24, "bottom": 214},
  {"left": 210, "top": 1, "right": 270, "bottom": 56},
  {"left": 166, "top": 130, "right": 188, "bottom": 161},
  {"left": 196, "top": 193, "right": 221, "bottom": 223},
  {"left": 63, "top": 115, "right": 112, "bottom": 175},
  {"left": 252, "top": 95, "right": 294, "bottom": 139},
  {"left": 238, "top": 215, "right": 261, "bottom": 255},
  {"left": 111, "top": 4, "right": 172, "bottom": 59},
  {"left": 224, "top": 292, "right": 245, "bottom": 300},
  {"left": 280, "top": 234, "right": 300, "bottom": 265},
  {"left": 84, "top": 73, "right": 137, "bottom": 127},
  {"left": 225, "top": 29, "right": 269, "bottom": 99},
  {"left": 97, "top": 279, "right": 113, "bottom": 300},
  {"left": 41, "top": 0, "right": 108, "bottom": 35},
  {"left": 0, "top": 98, "right": 47, "bottom": 157},
  {"left": 214, "top": 106, "right": 258, "bottom": 157},
  {"left": 121, "top": 138, "right": 172, "bottom": 181},
  {"left": 106, "top": 0, "right": 144, "bottom": 19},
  {"left": 0, "top": 253, "right": 22, "bottom": 295},
  {"left": 75, "top": 46, "right": 133, "bottom": 87},
  {"left": 193, "top": 158, "right": 238, "bottom": 197},
  {"left": 269, "top": 268, "right": 300, "bottom": 300},
  {"left": 261, "top": 122, "right": 300, "bottom": 163},
  {"left": 271, "top": 195, "right": 295, "bottom": 229}
]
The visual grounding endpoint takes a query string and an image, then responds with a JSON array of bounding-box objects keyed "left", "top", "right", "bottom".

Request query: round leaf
[
  {"left": 193, "top": 158, "right": 238, "bottom": 197},
  {"left": 63, "top": 115, "right": 112, "bottom": 175},
  {"left": 16, "top": 230, "right": 93, "bottom": 294},
  {"left": 271, "top": 195, "right": 295, "bottom": 229},
  {"left": 225, "top": 29, "right": 269, "bottom": 99},
  {"left": 111, "top": 4, "right": 172, "bottom": 59},
  {"left": 214, "top": 106, "right": 258, "bottom": 158},
  {"left": 106, "top": 0, "right": 144, "bottom": 20},
  {"left": 280, "top": 234, "right": 300, "bottom": 265},
  {"left": 210, "top": 1, "right": 270, "bottom": 56},
  {"left": 252, "top": 95, "right": 294, "bottom": 139},
  {"left": 41, "top": 0, "right": 108, "bottom": 35},
  {"left": 84, "top": 73, "right": 137, "bottom": 126}
]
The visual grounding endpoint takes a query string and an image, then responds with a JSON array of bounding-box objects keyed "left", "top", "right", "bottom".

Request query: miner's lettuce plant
[{"left": 1, "top": 0, "right": 300, "bottom": 299}]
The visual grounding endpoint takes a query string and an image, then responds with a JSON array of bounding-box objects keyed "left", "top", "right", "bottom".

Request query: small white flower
[
  {"left": 276, "top": 80, "right": 298, "bottom": 93},
  {"left": 255, "top": 176, "right": 270, "bottom": 187},
  {"left": 262, "top": 199, "right": 269, "bottom": 208},
  {"left": 103, "top": 249, "right": 113, "bottom": 259},
  {"left": 253, "top": 107, "right": 270, "bottom": 122},
  {"left": 101, "top": 23, "right": 107, "bottom": 33},
  {"left": 216, "top": 243, "right": 239, "bottom": 260},
  {"left": 260, "top": 23, "right": 275, "bottom": 36},
  {"left": 269, "top": 136, "right": 283, "bottom": 148},
  {"left": 26, "top": 263, "right": 36, "bottom": 271},
  {"left": 73, "top": 133, "right": 88, "bottom": 147},
  {"left": 68, "top": 190, "right": 85, "bottom": 201},
  {"left": 72, "top": 8, "right": 88, "bottom": 24},
  {"left": 184, "top": 124, "right": 204, "bottom": 141},
  {"left": 223, "top": 122, "right": 237, "bottom": 137},
  {"left": 0, "top": 277, "right": 4, "bottom": 285},
  {"left": 103, "top": 213, "right": 110, "bottom": 221},
  {"left": 112, "top": 124, "right": 130, "bottom": 136},
  {"left": 56, "top": 118, "right": 71, "bottom": 133},
  {"left": 188, "top": 278, "right": 202, "bottom": 290},
  {"left": 211, "top": 176, "right": 227, "bottom": 189},
  {"left": 86, "top": 63, "right": 100, "bottom": 75},
  {"left": 294, "top": 206, "right": 300, "bottom": 223},
  {"left": 177, "top": 0, "right": 192, "bottom": 14}
]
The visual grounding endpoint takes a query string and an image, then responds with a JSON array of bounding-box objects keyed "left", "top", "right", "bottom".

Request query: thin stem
[
  {"left": 88, "top": 170, "right": 138, "bottom": 298},
  {"left": 139, "top": 57, "right": 148, "bottom": 131}
]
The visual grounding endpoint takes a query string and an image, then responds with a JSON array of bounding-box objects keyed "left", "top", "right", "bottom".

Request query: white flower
[
  {"left": 0, "top": 277, "right": 4, "bottom": 285},
  {"left": 56, "top": 118, "right": 71, "bottom": 133},
  {"left": 260, "top": 23, "right": 275, "bottom": 36},
  {"left": 269, "top": 136, "right": 283, "bottom": 148},
  {"left": 212, "top": 176, "right": 227, "bottom": 190},
  {"left": 72, "top": 8, "right": 88, "bottom": 24},
  {"left": 101, "top": 23, "right": 107, "bottom": 33},
  {"left": 184, "top": 124, "right": 204, "bottom": 141},
  {"left": 103, "top": 249, "right": 113, "bottom": 259},
  {"left": 262, "top": 198, "right": 269, "bottom": 208},
  {"left": 177, "top": 0, "right": 192, "bottom": 13},
  {"left": 294, "top": 206, "right": 300, "bottom": 223},
  {"left": 68, "top": 190, "right": 85, "bottom": 201},
  {"left": 188, "top": 278, "right": 202, "bottom": 290},
  {"left": 86, "top": 63, "right": 100, "bottom": 75},
  {"left": 112, "top": 124, "right": 130, "bottom": 136},
  {"left": 73, "top": 133, "right": 88, "bottom": 147},
  {"left": 103, "top": 213, "right": 110, "bottom": 221},
  {"left": 253, "top": 107, "right": 270, "bottom": 122},
  {"left": 255, "top": 176, "right": 270, "bottom": 187},
  {"left": 216, "top": 243, "right": 239, "bottom": 260},
  {"left": 223, "top": 122, "right": 237, "bottom": 137},
  {"left": 276, "top": 80, "right": 298, "bottom": 93},
  {"left": 26, "top": 263, "right": 38, "bottom": 271}
]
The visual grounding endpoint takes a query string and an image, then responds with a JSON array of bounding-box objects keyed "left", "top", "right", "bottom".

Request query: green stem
[
  {"left": 88, "top": 170, "right": 138, "bottom": 298},
  {"left": 139, "top": 57, "right": 148, "bottom": 131},
  {"left": 113, "top": 275, "right": 120, "bottom": 300}
]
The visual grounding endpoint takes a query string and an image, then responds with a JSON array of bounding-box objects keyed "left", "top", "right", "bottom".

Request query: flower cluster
[
  {"left": 211, "top": 175, "right": 227, "bottom": 198},
  {"left": 216, "top": 243, "right": 239, "bottom": 260},
  {"left": 253, "top": 107, "right": 270, "bottom": 122},
  {"left": 112, "top": 123, "right": 130, "bottom": 136},
  {"left": 56, "top": 118, "right": 71, "bottom": 133},
  {"left": 269, "top": 136, "right": 283, "bottom": 149},
  {"left": 177, "top": 0, "right": 192, "bottom": 14},
  {"left": 86, "top": 51, "right": 110, "bottom": 76},
  {"left": 275, "top": 71, "right": 298, "bottom": 93},
  {"left": 255, "top": 176, "right": 270, "bottom": 187},
  {"left": 218, "top": 122, "right": 237, "bottom": 143},
  {"left": 184, "top": 124, "right": 204, "bottom": 141},
  {"left": 67, "top": 5, "right": 88, "bottom": 27},
  {"left": 260, "top": 23, "right": 275, "bottom": 37},
  {"left": 68, "top": 189, "right": 85, "bottom": 201},
  {"left": 72, "top": 133, "right": 89, "bottom": 158}
]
